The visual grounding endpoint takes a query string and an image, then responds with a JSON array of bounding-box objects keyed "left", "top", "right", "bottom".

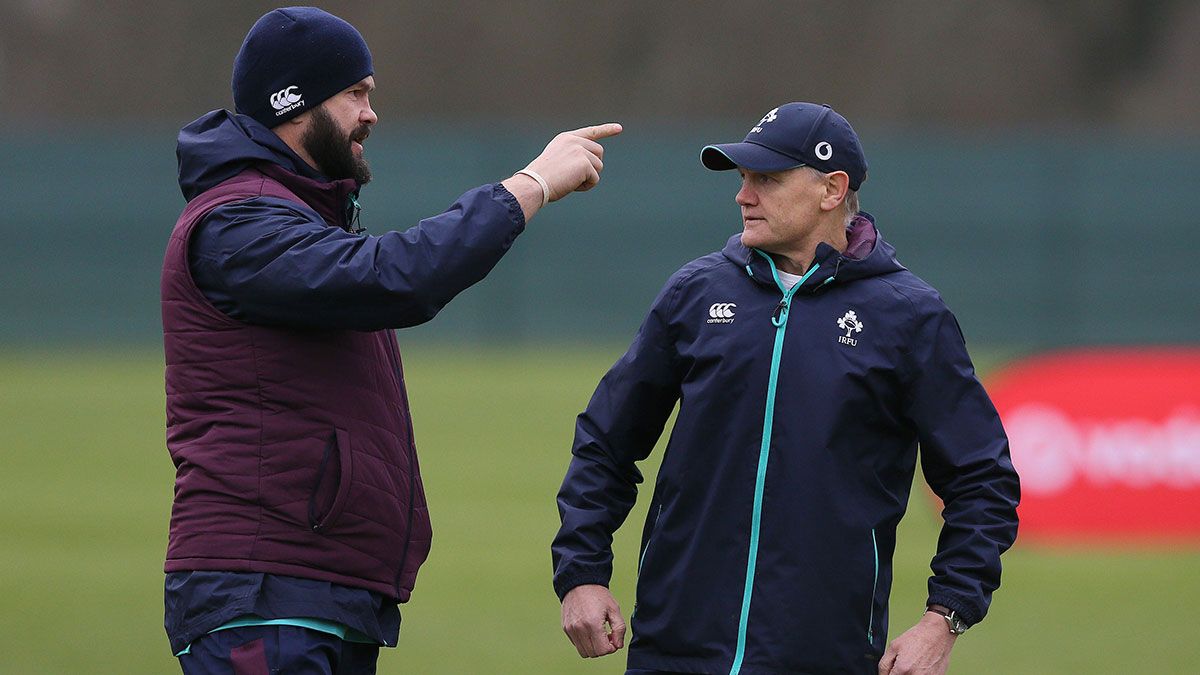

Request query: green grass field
[{"left": 1, "top": 345, "right": 1197, "bottom": 673}]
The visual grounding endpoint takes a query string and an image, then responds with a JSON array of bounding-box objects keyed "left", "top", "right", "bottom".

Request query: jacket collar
[
  {"left": 177, "top": 109, "right": 363, "bottom": 230},
  {"left": 257, "top": 162, "right": 359, "bottom": 230},
  {"left": 722, "top": 212, "right": 904, "bottom": 292}
]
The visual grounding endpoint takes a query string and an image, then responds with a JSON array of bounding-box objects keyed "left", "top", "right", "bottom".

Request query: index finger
[{"left": 571, "top": 123, "right": 623, "bottom": 140}]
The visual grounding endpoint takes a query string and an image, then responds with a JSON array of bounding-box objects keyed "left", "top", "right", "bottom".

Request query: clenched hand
[{"left": 561, "top": 584, "right": 626, "bottom": 658}]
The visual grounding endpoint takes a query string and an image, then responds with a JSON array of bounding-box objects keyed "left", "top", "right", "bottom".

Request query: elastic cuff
[
  {"left": 493, "top": 182, "right": 527, "bottom": 231},
  {"left": 553, "top": 572, "right": 610, "bottom": 602},
  {"left": 926, "top": 593, "right": 981, "bottom": 626}
]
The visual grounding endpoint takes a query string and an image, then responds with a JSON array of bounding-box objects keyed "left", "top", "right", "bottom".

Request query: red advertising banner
[{"left": 987, "top": 348, "right": 1200, "bottom": 542}]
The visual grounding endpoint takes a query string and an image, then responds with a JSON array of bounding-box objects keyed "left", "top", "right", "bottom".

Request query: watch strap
[{"left": 924, "top": 605, "right": 969, "bottom": 634}]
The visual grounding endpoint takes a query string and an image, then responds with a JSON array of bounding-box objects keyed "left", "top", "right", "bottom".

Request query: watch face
[
  {"left": 949, "top": 614, "right": 969, "bottom": 634},
  {"left": 929, "top": 608, "right": 969, "bottom": 634}
]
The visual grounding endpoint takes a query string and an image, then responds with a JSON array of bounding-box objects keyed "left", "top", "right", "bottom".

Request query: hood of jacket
[
  {"left": 176, "top": 109, "right": 360, "bottom": 229},
  {"left": 721, "top": 212, "right": 906, "bottom": 292},
  {"left": 177, "top": 109, "right": 347, "bottom": 199}
]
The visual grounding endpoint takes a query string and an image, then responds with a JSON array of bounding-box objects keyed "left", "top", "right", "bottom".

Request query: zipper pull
[
  {"left": 348, "top": 194, "right": 365, "bottom": 234},
  {"left": 771, "top": 299, "right": 788, "bottom": 326}
]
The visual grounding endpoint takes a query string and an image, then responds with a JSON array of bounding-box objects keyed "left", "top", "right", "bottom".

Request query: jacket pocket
[
  {"left": 632, "top": 503, "right": 663, "bottom": 622},
  {"left": 638, "top": 504, "right": 663, "bottom": 575},
  {"left": 308, "top": 428, "right": 354, "bottom": 532},
  {"left": 867, "top": 528, "right": 880, "bottom": 645}
]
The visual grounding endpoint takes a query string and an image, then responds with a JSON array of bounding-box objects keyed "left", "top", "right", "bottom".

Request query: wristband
[{"left": 516, "top": 169, "right": 550, "bottom": 208}]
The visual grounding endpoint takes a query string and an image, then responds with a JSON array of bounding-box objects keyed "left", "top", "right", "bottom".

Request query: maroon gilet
[{"left": 161, "top": 166, "right": 431, "bottom": 600}]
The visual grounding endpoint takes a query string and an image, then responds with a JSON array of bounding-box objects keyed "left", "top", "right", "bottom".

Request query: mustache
[{"left": 350, "top": 125, "right": 370, "bottom": 144}]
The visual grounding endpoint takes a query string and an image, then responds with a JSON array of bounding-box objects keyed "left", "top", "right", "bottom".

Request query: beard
[{"left": 301, "top": 106, "right": 372, "bottom": 186}]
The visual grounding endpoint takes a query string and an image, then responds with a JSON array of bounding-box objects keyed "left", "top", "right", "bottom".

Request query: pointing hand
[{"left": 521, "top": 123, "right": 623, "bottom": 202}]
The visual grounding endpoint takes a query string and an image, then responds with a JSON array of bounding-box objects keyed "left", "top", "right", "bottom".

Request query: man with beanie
[
  {"left": 162, "top": 7, "right": 620, "bottom": 673},
  {"left": 552, "top": 103, "right": 1019, "bottom": 674}
]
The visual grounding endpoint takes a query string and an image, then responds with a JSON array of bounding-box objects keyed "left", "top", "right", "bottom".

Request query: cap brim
[{"left": 700, "top": 142, "right": 806, "bottom": 172}]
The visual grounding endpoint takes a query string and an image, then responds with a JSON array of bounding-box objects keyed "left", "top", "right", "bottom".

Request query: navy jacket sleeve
[
  {"left": 901, "top": 299, "right": 1021, "bottom": 626},
  {"left": 189, "top": 183, "right": 525, "bottom": 331},
  {"left": 551, "top": 276, "right": 684, "bottom": 601}
]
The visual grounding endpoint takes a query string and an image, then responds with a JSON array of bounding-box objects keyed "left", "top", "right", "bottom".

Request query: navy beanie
[{"left": 233, "top": 7, "right": 373, "bottom": 128}]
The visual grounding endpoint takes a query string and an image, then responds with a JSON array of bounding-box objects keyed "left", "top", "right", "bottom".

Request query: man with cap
[
  {"left": 551, "top": 103, "right": 1019, "bottom": 674},
  {"left": 162, "top": 6, "right": 620, "bottom": 673}
]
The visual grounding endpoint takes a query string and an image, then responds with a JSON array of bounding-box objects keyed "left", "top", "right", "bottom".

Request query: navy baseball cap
[{"left": 701, "top": 102, "right": 868, "bottom": 190}]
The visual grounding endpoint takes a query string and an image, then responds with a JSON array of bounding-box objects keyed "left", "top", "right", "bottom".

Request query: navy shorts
[{"left": 178, "top": 625, "right": 380, "bottom": 675}]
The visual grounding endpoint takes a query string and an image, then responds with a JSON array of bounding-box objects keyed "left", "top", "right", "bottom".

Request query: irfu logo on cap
[{"left": 750, "top": 107, "right": 779, "bottom": 134}]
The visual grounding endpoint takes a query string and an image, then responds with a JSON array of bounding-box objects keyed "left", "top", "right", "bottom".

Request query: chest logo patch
[
  {"left": 708, "top": 302, "right": 737, "bottom": 324},
  {"left": 836, "top": 309, "right": 864, "bottom": 346}
]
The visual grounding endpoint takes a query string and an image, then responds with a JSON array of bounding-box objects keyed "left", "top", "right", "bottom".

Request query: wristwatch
[{"left": 924, "top": 605, "right": 969, "bottom": 635}]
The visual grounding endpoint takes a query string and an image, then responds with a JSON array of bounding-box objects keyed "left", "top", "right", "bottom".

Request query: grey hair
[{"left": 799, "top": 165, "right": 859, "bottom": 224}]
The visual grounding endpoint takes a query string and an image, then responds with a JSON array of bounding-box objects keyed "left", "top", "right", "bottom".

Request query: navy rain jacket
[
  {"left": 177, "top": 109, "right": 525, "bottom": 329},
  {"left": 553, "top": 216, "right": 1020, "bottom": 675}
]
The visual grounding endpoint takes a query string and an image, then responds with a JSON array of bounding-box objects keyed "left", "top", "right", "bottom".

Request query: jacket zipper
[
  {"left": 308, "top": 433, "right": 339, "bottom": 532},
  {"left": 631, "top": 503, "right": 664, "bottom": 623},
  {"left": 869, "top": 528, "right": 879, "bottom": 644},
  {"left": 729, "top": 253, "right": 819, "bottom": 675}
]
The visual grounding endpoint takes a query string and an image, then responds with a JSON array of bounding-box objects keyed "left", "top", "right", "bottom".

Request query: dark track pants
[{"left": 178, "top": 625, "right": 380, "bottom": 675}]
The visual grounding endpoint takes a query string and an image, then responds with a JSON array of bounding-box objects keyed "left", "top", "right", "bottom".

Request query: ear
[
  {"left": 286, "top": 108, "right": 312, "bottom": 126},
  {"left": 819, "top": 171, "right": 850, "bottom": 213},
  {"left": 269, "top": 109, "right": 311, "bottom": 136},
  {"left": 270, "top": 108, "right": 318, "bottom": 171}
]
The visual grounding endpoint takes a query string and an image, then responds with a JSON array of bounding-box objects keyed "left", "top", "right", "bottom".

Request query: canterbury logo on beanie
[{"left": 232, "top": 7, "right": 373, "bottom": 128}]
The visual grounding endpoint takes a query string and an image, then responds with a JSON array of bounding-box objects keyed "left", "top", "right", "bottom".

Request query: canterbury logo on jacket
[{"left": 553, "top": 215, "right": 1020, "bottom": 674}]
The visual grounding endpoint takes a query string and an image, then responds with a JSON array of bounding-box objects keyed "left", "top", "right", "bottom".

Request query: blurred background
[{"left": 1, "top": 0, "right": 1198, "bottom": 672}]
